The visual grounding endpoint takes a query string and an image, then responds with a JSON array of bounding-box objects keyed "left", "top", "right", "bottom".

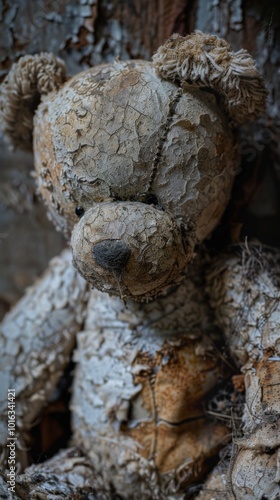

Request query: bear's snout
[
  {"left": 71, "top": 201, "right": 194, "bottom": 300},
  {"left": 92, "top": 239, "right": 131, "bottom": 273}
]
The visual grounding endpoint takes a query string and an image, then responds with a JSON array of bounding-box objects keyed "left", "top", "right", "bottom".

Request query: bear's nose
[{"left": 92, "top": 239, "right": 131, "bottom": 273}]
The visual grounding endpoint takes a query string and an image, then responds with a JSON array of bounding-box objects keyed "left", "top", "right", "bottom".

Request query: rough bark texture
[{"left": 195, "top": 0, "right": 280, "bottom": 248}]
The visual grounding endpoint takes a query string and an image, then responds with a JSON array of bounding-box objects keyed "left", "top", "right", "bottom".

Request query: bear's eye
[
  {"left": 145, "top": 193, "right": 158, "bottom": 205},
  {"left": 75, "top": 206, "right": 85, "bottom": 218}
]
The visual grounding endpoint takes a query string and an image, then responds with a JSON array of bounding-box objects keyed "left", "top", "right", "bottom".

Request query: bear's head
[{"left": 0, "top": 32, "right": 266, "bottom": 301}]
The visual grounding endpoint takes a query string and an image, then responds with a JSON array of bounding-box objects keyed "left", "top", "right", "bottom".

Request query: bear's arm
[{"left": 0, "top": 248, "right": 88, "bottom": 469}]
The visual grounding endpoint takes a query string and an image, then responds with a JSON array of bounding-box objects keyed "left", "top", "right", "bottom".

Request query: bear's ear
[
  {"left": 152, "top": 31, "right": 267, "bottom": 124},
  {"left": 0, "top": 53, "right": 66, "bottom": 151}
]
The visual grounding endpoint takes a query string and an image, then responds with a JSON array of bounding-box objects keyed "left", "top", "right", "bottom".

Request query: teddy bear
[{"left": 0, "top": 31, "right": 279, "bottom": 499}]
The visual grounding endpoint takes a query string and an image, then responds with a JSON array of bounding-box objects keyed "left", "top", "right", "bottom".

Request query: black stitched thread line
[{"left": 147, "top": 86, "right": 183, "bottom": 193}]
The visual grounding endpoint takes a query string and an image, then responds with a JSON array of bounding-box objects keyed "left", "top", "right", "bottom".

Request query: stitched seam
[{"left": 147, "top": 86, "right": 183, "bottom": 193}]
